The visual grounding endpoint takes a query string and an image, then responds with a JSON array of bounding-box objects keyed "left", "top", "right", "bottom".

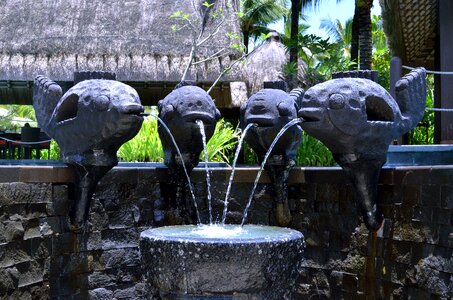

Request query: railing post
[
  {"left": 390, "top": 56, "right": 402, "bottom": 99},
  {"left": 390, "top": 56, "right": 406, "bottom": 144}
]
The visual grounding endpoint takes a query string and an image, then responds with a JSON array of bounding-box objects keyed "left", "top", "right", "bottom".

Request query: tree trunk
[
  {"left": 358, "top": 0, "right": 373, "bottom": 70},
  {"left": 350, "top": 6, "right": 359, "bottom": 69},
  {"left": 289, "top": 0, "right": 302, "bottom": 89},
  {"left": 243, "top": 30, "right": 250, "bottom": 54}
]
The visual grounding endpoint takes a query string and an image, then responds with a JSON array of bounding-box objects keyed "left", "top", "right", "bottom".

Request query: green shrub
[
  {"left": 118, "top": 112, "right": 239, "bottom": 164},
  {"left": 296, "top": 132, "right": 336, "bottom": 166},
  {"left": 40, "top": 140, "right": 61, "bottom": 160},
  {"left": 118, "top": 114, "right": 164, "bottom": 162},
  {"left": 408, "top": 76, "right": 435, "bottom": 144},
  {"left": 205, "top": 118, "right": 239, "bottom": 164}
]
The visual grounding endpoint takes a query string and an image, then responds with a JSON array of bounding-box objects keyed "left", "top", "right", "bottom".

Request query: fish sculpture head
[
  {"left": 158, "top": 84, "right": 220, "bottom": 169},
  {"left": 298, "top": 78, "right": 399, "bottom": 155},
  {"left": 241, "top": 88, "right": 301, "bottom": 161}
]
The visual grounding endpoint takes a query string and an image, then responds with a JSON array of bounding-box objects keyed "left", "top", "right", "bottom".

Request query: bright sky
[{"left": 269, "top": 0, "right": 382, "bottom": 40}]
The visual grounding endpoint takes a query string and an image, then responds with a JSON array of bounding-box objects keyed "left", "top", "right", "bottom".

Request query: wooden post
[
  {"left": 390, "top": 56, "right": 405, "bottom": 144},
  {"left": 436, "top": 0, "right": 453, "bottom": 144}
]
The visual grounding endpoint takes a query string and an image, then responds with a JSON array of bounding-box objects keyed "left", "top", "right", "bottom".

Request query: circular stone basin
[{"left": 140, "top": 224, "right": 304, "bottom": 299}]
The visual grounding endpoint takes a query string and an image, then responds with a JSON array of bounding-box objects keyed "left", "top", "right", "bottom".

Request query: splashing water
[
  {"left": 221, "top": 123, "right": 257, "bottom": 224},
  {"left": 196, "top": 120, "right": 213, "bottom": 224},
  {"left": 149, "top": 113, "right": 201, "bottom": 224},
  {"left": 191, "top": 224, "right": 244, "bottom": 239},
  {"left": 241, "top": 118, "right": 301, "bottom": 226}
]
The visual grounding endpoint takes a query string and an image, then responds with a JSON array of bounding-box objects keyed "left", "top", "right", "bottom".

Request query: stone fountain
[{"left": 144, "top": 80, "right": 305, "bottom": 299}]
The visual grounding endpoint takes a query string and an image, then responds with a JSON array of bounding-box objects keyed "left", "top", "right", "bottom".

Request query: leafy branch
[{"left": 169, "top": 0, "right": 243, "bottom": 83}]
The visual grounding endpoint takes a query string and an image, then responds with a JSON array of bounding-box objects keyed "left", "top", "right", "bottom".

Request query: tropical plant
[
  {"left": 354, "top": 0, "right": 373, "bottom": 70},
  {"left": 408, "top": 76, "right": 435, "bottom": 144},
  {"left": 40, "top": 140, "right": 61, "bottom": 160},
  {"left": 205, "top": 118, "right": 240, "bottom": 163},
  {"left": 118, "top": 109, "right": 239, "bottom": 163},
  {"left": 0, "top": 105, "right": 37, "bottom": 132},
  {"left": 296, "top": 132, "right": 336, "bottom": 166},
  {"left": 239, "top": 0, "right": 288, "bottom": 52},
  {"left": 118, "top": 113, "right": 164, "bottom": 162},
  {"left": 319, "top": 17, "right": 353, "bottom": 58},
  {"left": 288, "top": 0, "right": 344, "bottom": 88}
]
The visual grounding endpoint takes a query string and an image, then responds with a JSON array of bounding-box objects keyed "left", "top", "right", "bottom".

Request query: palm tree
[
  {"left": 240, "top": 0, "right": 288, "bottom": 53},
  {"left": 320, "top": 17, "right": 353, "bottom": 58},
  {"left": 356, "top": 0, "right": 373, "bottom": 70},
  {"left": 288, "top": 0, "right": 343, "bottom": 88}
]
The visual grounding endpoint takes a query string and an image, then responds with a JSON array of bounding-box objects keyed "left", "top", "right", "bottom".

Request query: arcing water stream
[{"left": 241, "top": 118, "right": 301, "bottom": 226}]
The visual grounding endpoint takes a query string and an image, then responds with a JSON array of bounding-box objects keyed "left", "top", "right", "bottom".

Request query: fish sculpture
[
  {"left": 33, "top": 72, "right": 144, "bottom": 229},
  {"left": 240, "top": 82, "right": 303, "bottom": 226},
  {"left": 298, "top": 68, "right": 426, "bottom": 231},
  {"left": 157, "top": 82, "right": 220, "bottom": 224}
]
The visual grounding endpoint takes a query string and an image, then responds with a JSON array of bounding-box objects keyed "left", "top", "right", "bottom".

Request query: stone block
[
  {"left": 101, "top": 228, "right": 139, "bottom": 250},
  {"left": 0, "top": 183, "right": 52, "bottom": 206},
  {"left": 378, "top": 184, "right": 398, "bottom": 205},
  {"left": 101, "top": 248, "right": 140, "bottom": 269},
  {"left": 50, "top": 184, "right": 70, "bottom": 216},
  {"left": 16, "top": 259, "right": 45, "bottom": 288},
  {"left": 341, "top": 272, "right": 358, "bottom": 293},
  {"left": 421, "top": 184, "right": 441, "bottom": 207},
  {"left": 89, "top": 288, "right": 113, "bottom": 300},
  {"left": 433, "top": 208, "right": 451, "bottom": 225},
  {"left": 441, "top": 185, "right": 453, "bottom": 209},
  {"left": 412, "top": 206, "right": 433, "bottom": 223},
  {"left": 88, "top": 272, "right": 114, "bottom": 289},
  {"left": 2, "top": 220, "right": 25, "bottom": 241},
  {"left": 107, "top": 208, "right": 135, "bottom": 230},
  {"left": 401, "top": 185, "right": 421, "bottom": 207},
  {"left": 0, "top": 242, "right": 31, "bottom": 268},
  {"left": 113, "top": 286, "right": 136, "bottom": 299},
  {"left": 0, "top": 267, "right": 19, "bottom": 294}
]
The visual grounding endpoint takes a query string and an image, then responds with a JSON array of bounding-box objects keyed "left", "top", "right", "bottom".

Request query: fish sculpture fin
[
  {"left": 33, "top": 76, "right": 62, "bottom": 135},
  {"left": 394, "top": 68, "right": 427, "bottom": 133},
  {"left": 289, "top": 88, "right": 305, "bottom": 110}
]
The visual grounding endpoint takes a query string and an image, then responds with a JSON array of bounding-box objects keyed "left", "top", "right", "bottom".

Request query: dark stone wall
[{"left": 0, "top": 165, "right": 452, "bottom": 299}]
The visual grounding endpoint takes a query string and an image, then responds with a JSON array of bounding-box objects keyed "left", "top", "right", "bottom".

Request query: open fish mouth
[
  {"left": 298, "top": 108, "right": 323, "bottom": 123},
  {"left": 182, "top": 111, "right": 216, "bottom": 124},
  {"left": 119, "top": 104, "right": 145, "bottom": 117},
  {"left": 245, "top": 116, "right": 275, "bottom": 127}
]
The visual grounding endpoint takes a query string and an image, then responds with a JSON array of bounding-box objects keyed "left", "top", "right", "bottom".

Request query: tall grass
[
  {"left": 118, "top": 115, "right": 164, "bottom": 162},
  {"left": 118, "top": 113, "right": 239, "bottom": 163},
  {"left": 205, "top": 119, "right": 239, "bottom": 164},
  {"left": 296, "top": 132, "right": 336, "bottom": 166}
]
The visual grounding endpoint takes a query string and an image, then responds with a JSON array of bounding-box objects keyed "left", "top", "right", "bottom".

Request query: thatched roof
[
  {"left": 0, "top": 0, "right": 241, "bottom": 82},
  {"left": 242, "top": 31, "right": 307, "bottom": 95},
  {"left": 243, "top": 32, "right": 287, "bottom": 94},
  {"left": 380, "top": 0, "right": 437, "bottom": 69}
]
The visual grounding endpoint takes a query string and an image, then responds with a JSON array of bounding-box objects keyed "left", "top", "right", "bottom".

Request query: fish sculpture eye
[
  {"left": 94, "top": 95, "right": 110, "bottom": 111},
  {"left": 328, "top": 93, "right": 345, "bottom": 110}
]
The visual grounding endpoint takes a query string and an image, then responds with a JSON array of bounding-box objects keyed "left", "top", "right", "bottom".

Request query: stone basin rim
[{"left": 140, "top": 224, "right": 304, "bottom": 244}]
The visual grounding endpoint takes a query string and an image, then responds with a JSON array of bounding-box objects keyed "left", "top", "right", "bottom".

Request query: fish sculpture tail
[
  {"left": 33, "top": 75, "right": 62, "bottom": 135},
  {"left": 395, "top": 68, "right": 427, "bottom": 134},
  {"left": 289, "top": 88, "right": 305, "bottom": 110},
  {"left": 334, "top": 153, "right": 384, "bottom": 231},
  {"left": 71, "top": 164, "right": 112, "bottom": 231}
]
